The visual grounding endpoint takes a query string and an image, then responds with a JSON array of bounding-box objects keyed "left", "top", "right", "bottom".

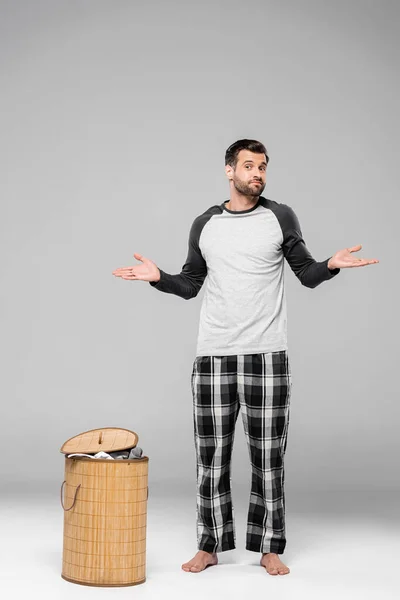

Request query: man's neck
[{"left": 225, "top": 195, "right": 260, "bottom": 211}]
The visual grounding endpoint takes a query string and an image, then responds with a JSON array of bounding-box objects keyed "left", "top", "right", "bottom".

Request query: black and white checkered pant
[{"left": 191, "top": 350, "right": 292, "bottom": 555}]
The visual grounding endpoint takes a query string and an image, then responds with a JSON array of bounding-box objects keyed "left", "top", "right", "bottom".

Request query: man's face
[{"left": 226, "top": 150, "right": 267, "bottom": 197}]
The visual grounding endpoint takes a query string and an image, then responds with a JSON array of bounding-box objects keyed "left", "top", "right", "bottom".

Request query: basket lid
[{"left": 60, "top": 427, "right": 139, "bottom": 455}]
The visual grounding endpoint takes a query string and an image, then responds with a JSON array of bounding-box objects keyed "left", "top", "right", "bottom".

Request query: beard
[{"left": 232, "top": 176, "right": 265, "bottom": 196}]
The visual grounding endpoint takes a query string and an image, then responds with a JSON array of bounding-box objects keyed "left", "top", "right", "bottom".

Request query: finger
[
  {"left": 113, "top": 270, "right": 138, "bottom": 276},
  {"left": 351, "top": 260, "right": 373, "bottom": 267},
  {"left": 348, "top": 245, "right": 362, "bottom": 252},
  {"left": 350, "top": 257, "right": 371, "bottom": 263},
  {"left": 133, "top": 253, "right": 144, "bottom": 262},
  {"left": 113, "top": 267, "right": 136, "bottom": 272},
  {"left": 361, "top": 259, "right": 379, "bottom": 264},
  {"left": 121, "top": 274, "right": 139, "bottom": 280},
  {"left": 353, "top": 259, "right": 379, "bottom": 265}
]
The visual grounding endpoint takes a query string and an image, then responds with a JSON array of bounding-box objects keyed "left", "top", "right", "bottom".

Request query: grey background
[{"left": 1, "top": 0, "right": 398, "bottom": 495}]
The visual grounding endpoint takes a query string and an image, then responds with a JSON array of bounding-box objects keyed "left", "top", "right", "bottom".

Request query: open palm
[
  {"left": 112, "top": 253, "right": 160, "bottom": 282},
  {"left": 330, "top": 244, "right": 379, "bottom": 269}
]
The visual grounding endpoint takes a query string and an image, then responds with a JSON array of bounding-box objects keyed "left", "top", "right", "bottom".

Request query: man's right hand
[{"left": 112, "top": 253, "right": 161, "bottom": 282}]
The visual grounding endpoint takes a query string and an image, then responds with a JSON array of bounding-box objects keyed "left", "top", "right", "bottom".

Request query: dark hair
[{"left": 225, "top": 139, "right": 269, "bottom": 169}]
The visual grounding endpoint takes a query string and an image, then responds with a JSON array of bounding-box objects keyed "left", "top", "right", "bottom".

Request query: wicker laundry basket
[{"left": 60, "top": 427, "right": 149, "bottom": 587}]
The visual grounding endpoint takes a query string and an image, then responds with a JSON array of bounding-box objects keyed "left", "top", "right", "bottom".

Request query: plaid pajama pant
[{"left": 191, "top": 350, "right": 292, "bottom": 555}]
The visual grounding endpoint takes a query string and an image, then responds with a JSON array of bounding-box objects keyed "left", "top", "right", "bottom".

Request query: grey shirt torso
[{"left": 150, "top": 196, "right": 340, "bottom": 356}]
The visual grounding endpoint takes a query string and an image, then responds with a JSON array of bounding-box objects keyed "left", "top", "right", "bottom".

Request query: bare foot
[
  {"left": 181, "top": 550, "right": 218, "bottom": 573},
  {"left": 260, "top": 552, "right": 290, "bottom": 575}
]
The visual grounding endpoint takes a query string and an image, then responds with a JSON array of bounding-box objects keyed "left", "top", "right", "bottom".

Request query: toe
[{"left": 279, "top": 567, "right": 290, "bottom": 575}]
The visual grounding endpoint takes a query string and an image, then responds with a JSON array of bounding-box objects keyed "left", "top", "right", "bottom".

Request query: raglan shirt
[{"left": 149, "top": 196, "right": 340, "bottom": 357}]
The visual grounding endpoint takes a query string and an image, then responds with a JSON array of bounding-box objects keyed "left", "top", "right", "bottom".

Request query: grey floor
[{"left": 2, "top": 482, "right": 399, "bottom": 600}]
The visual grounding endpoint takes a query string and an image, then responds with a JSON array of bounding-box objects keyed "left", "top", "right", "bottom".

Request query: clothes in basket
[{"left": 66, "top": 446, "right": 143, "bottom": 460}]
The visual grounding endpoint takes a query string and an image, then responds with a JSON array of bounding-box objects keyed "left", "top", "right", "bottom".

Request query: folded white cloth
[{"left": 67, "top": 451, "right": 113, "bottom": 459}]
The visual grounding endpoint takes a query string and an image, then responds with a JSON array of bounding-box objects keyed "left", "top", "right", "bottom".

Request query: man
[{"left": 112, "top": 139, "right": 379, "bottom": 576}]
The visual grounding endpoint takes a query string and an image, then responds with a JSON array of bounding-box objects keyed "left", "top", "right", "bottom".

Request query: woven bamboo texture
[
  {"left": 61, "top": 455, "right": 149, "bottom": 587},
  {"left": 60, "top": 427, "right": 138, "bottom": 455}
]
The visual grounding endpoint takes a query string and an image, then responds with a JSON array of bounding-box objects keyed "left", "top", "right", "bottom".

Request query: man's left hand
[{"left": 328, "top": 244, "right": 379, "bottom": 269}]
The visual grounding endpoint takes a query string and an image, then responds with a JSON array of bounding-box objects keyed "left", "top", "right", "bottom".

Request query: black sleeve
[
  {"left": 281, "top": 204, "right": 340, "bottom": 288},
  {"left": 148, "top": 216, "right": 208, "bottom": 300}
]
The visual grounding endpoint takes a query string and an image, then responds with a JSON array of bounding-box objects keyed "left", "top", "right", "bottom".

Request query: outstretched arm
[
  {"left": 281, "top": 205, "right": 379, "bottom": 287},
  {"left": 148, "top": 217, "right": 207, "bottom": 299},
  {"left": 112, "top": 216, "right": 207, "bottom": 300},
  {"left": 281, "top": 204, "right": 341, "bottom": 288}
]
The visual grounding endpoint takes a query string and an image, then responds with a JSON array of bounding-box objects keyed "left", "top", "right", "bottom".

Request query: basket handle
[
  {"left": 60, "top": 481, "right": 147, "bottom": 509},
  {"left": 60, "top": 480, "right": 81, "bottom": 511}
]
